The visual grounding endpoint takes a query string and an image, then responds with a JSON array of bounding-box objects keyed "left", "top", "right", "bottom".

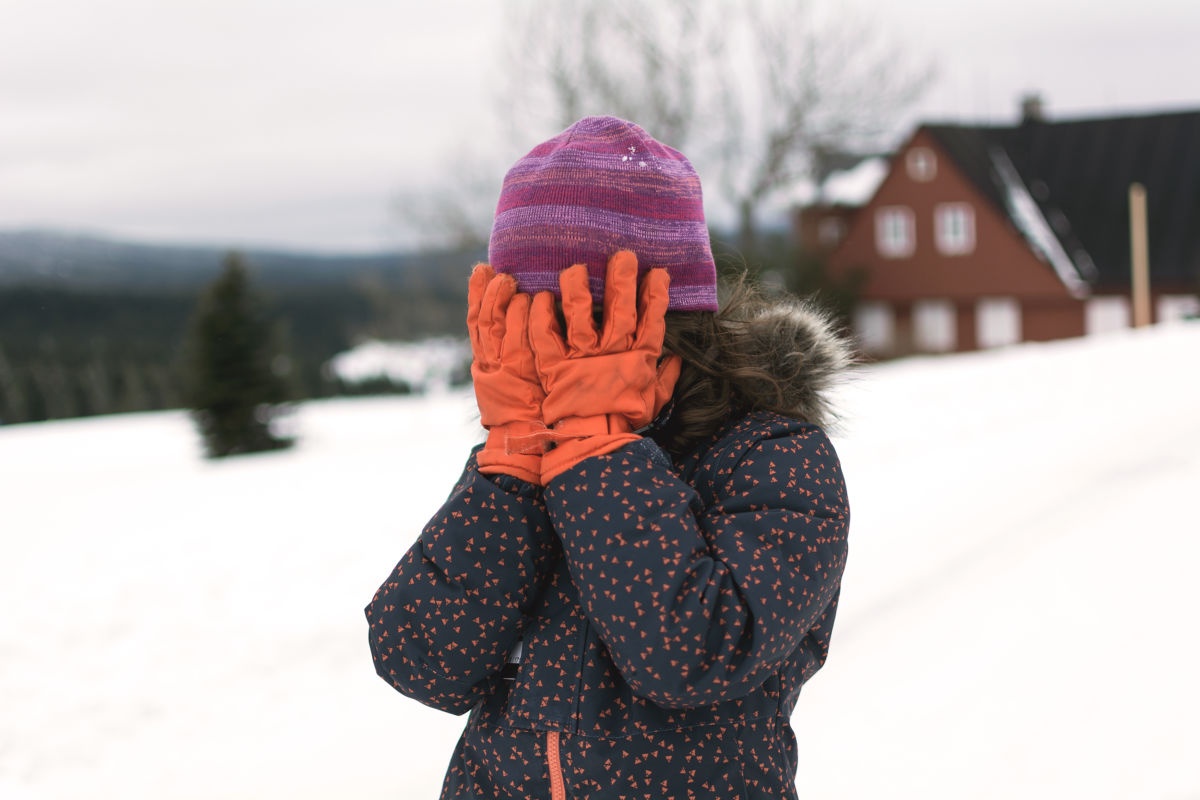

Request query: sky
[{"left": 2, "top": 0, "right": 1198, "bottom": 253}]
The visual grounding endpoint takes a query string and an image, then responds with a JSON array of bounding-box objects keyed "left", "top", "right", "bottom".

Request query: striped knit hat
[{"left": 488, "top": 116, "right": 718, "bottom": 312}]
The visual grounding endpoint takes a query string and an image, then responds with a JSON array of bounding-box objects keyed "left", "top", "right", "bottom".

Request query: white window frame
[
  {"left": 935, "top": 202, "right": 976, "bottom": 256},
  {"left": 1085, "top": 296, "right": 1131, "bottom": 336},
  {"left": 976, "top": 297, "right": 1022, "bottom": 348},
  {"left": 906, "top": 147, "right": 937, "bottom": 182},
  {"left": 854, "top": 302, "right": 895, "bottom": 355},
  {"left": 875, "top": 206, "right": 915, "bottom": 259},
  {"left": 913, "top": 299, "right": 957, "bottom": 352}
]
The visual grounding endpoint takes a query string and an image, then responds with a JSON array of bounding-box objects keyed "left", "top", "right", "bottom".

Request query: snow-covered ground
[
  {"left": 2, "top": 322, "right": 1198, "bottom": 799},
  {"left": 328, "top": 337, "right": 471, "bottom": 393}
]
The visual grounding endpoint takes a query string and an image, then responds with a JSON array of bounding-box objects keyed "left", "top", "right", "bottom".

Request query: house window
[
  {"left": 1085, "top": 296, "right": 1130, "bottom": 335},
  {"left": 935, "top": 203, "right": 976, "bottom": 255},
  {"left": 1157, "top": 294, "right": 1200, "bottom": 323},
  {"left": 906, "top": 147, "right": 937, "bottom": 182},
  {"left": 913, "top": 300, "right": 957, "bottom": 352},
  {"left": 818, "top": 216, "right": 847, "bottom": 247},
  {"left": 875, "top": 206, "right": 915, "bottom": 258},
  {"left": 976, "top": 297, "right": 1021, "bottom": 348},
  {"left": 854, "top": 302, "right": 895, "bottom": 355}
]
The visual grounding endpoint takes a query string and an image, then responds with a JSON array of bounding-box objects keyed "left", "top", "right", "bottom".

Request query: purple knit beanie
[{"left": 488, "top": 116, "right": 718, "bottom": 312}]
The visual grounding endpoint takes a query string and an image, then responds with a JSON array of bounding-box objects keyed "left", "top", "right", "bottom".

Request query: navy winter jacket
[{"left": 366, "top": 410, "right": 849, "bottom": 799}]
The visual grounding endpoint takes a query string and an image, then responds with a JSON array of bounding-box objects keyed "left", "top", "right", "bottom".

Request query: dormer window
[
  {"left": 875, "top": 206, "right": 915, "bottom": 258},
  {"left": 935, "top": 202, "right": 976, "bottom": 255},
  {"left": 906, "top": 147, "right": 937, "bottom": 181}
]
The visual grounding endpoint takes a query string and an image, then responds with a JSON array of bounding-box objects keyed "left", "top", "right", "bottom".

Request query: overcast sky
[{"left": 2, "top": 0, "right": 1198, "bottom": 253}]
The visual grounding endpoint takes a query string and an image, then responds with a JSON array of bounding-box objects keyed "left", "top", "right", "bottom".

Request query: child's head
[{"left": 487, "top": 116, "right": 718, "bottom": 313}]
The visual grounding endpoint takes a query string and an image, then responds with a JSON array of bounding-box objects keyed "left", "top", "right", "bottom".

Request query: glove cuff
[
  {"left": 540, "top": 415, "right": 638, "bottom": 483},
  {"left": 477, "top": 420, "right": 549, "bottom": 486},
  {"left": 549, "top": 414, "right": 633, "bottom": 439}
]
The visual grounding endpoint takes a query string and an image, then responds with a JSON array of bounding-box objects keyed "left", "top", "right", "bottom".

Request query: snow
[
  {"left": 820, "top": 156, "right": 889, "bottom": 206},
  {"left": 990, "top": 147, "right": 1091, "bottom": 299},
  {"left": 781, "top": 156, "right": 887, "bottom": 211},
  {"left": 328, "top": 337, "right": 471, "bottom": 393},
  {"left": 3, "top": 323, "right": 1199, "bottom": 798}
]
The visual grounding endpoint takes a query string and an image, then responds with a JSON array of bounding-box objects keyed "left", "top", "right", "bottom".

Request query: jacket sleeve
[
  {"left": 542, "top": 422, "right": 849, "bottom": 709},
  {"left": 365, "top": 449, "right": 559, "bottom": 715}
]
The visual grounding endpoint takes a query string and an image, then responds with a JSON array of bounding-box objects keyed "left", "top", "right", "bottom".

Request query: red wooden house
[{"left": 803, "top": 105, "right": 1200, "bottom": 356}]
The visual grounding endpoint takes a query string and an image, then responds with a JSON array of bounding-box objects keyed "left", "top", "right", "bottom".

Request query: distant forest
[
  {"left": 0, "top": 232, "right": 480, "bottom": 425},
  {"left": 0, "top": 231, "right": 860, "bottom": 426}
]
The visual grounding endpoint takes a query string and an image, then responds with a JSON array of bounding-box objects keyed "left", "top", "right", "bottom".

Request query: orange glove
[
  {"left": 529, "top": 251, "right": 681, "bottom": 483},
  {"left": 467, "top": 264, "right": 546, "bottom": 485}
]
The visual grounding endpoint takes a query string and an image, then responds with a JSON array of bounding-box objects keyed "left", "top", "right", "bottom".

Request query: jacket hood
[{"left": 744, "top": 297, "right": 854, "bottom": 431}]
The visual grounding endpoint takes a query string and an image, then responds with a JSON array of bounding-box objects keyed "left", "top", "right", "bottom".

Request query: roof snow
[
  {"left": 821, "top": 157, "right": 889, "bottom": 206},
  {"left": 989, "top": 147, "right": 1091, "bottom": 299}
]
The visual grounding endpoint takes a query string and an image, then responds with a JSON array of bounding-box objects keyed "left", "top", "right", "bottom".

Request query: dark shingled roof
[{"left": 925, "top": 109, "right": 1200, "bottom": 292}]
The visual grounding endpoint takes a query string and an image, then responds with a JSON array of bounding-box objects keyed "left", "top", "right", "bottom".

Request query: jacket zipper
[{"left": 546, "top": 731, "right": 566, "bottom": 800}]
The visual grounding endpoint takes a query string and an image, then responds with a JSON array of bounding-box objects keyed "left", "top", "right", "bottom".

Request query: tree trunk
[{"left": 738, "top": 198, "right": 759, "bottom": 267}]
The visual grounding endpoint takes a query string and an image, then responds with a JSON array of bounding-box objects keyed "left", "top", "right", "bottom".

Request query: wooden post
[{"left": 1129, "top": 183, "right": 1152, "bottom": 328}]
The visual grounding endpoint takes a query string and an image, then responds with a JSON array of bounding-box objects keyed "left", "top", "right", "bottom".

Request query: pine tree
[
  {"left": 0, "top": 344, "right": 26, "bottom": 424},
  {"left": 183, "top": 252, "right": 293, "bottom": 458}
]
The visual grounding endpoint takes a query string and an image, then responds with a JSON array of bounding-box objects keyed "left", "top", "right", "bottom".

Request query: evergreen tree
[
  {"left": 183, "top": 253, "right": 293, "bottom": 458},
  {"left": 0, "top": 345, "right": 25, "bottom": 424}
]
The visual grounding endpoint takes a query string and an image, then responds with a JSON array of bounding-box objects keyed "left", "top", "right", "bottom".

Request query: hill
[
  {"left": 0, "top": 229, "right": 477, "bottom": 291},
  {"left": 0, "top": 230, "right": 480, "bottom": 423}
]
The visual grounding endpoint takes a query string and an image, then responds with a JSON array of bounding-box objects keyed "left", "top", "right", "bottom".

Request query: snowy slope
[{"left": 2, "top": 323, "right": 1198, "bottom": 799}]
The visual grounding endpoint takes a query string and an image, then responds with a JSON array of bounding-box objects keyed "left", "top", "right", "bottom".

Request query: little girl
[{"left": 367, "top": 116, "right": 851, "bottom": 799}]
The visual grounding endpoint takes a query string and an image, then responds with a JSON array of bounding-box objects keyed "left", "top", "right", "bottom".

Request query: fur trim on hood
[
  {"left": 744, "top": 296, "right": 854, "bottom": 431},
  {"left": 658, "top": 285, "right": 854, "bottom": 454}
]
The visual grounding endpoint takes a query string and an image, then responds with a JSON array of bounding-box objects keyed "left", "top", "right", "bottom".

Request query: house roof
[{"left": 924, "top": 109, "right": 1200, "bottom": 292}]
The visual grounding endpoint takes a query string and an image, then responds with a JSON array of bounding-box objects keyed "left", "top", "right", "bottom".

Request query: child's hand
[
  {"left": 467, "top": 264, "right": 546, "bottom": 484},
  {"left": 529, "top": 251, "right": 680, "bottom": 482}
]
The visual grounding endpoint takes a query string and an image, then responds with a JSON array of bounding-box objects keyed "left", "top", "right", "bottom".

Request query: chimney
[{"left": 1020, "top": 93, "right": 1046, "bottom": 124}]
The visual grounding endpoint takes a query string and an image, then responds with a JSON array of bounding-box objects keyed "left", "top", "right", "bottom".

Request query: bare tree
[
  {"left": 499, "top": 0, "right": 932, "bottom": 257},
  {"left": 392, "top": 154, "right": 502, "bottom": 253},
  {"left": 499, "top": 0, "right": 721, "bottom": 148}
]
